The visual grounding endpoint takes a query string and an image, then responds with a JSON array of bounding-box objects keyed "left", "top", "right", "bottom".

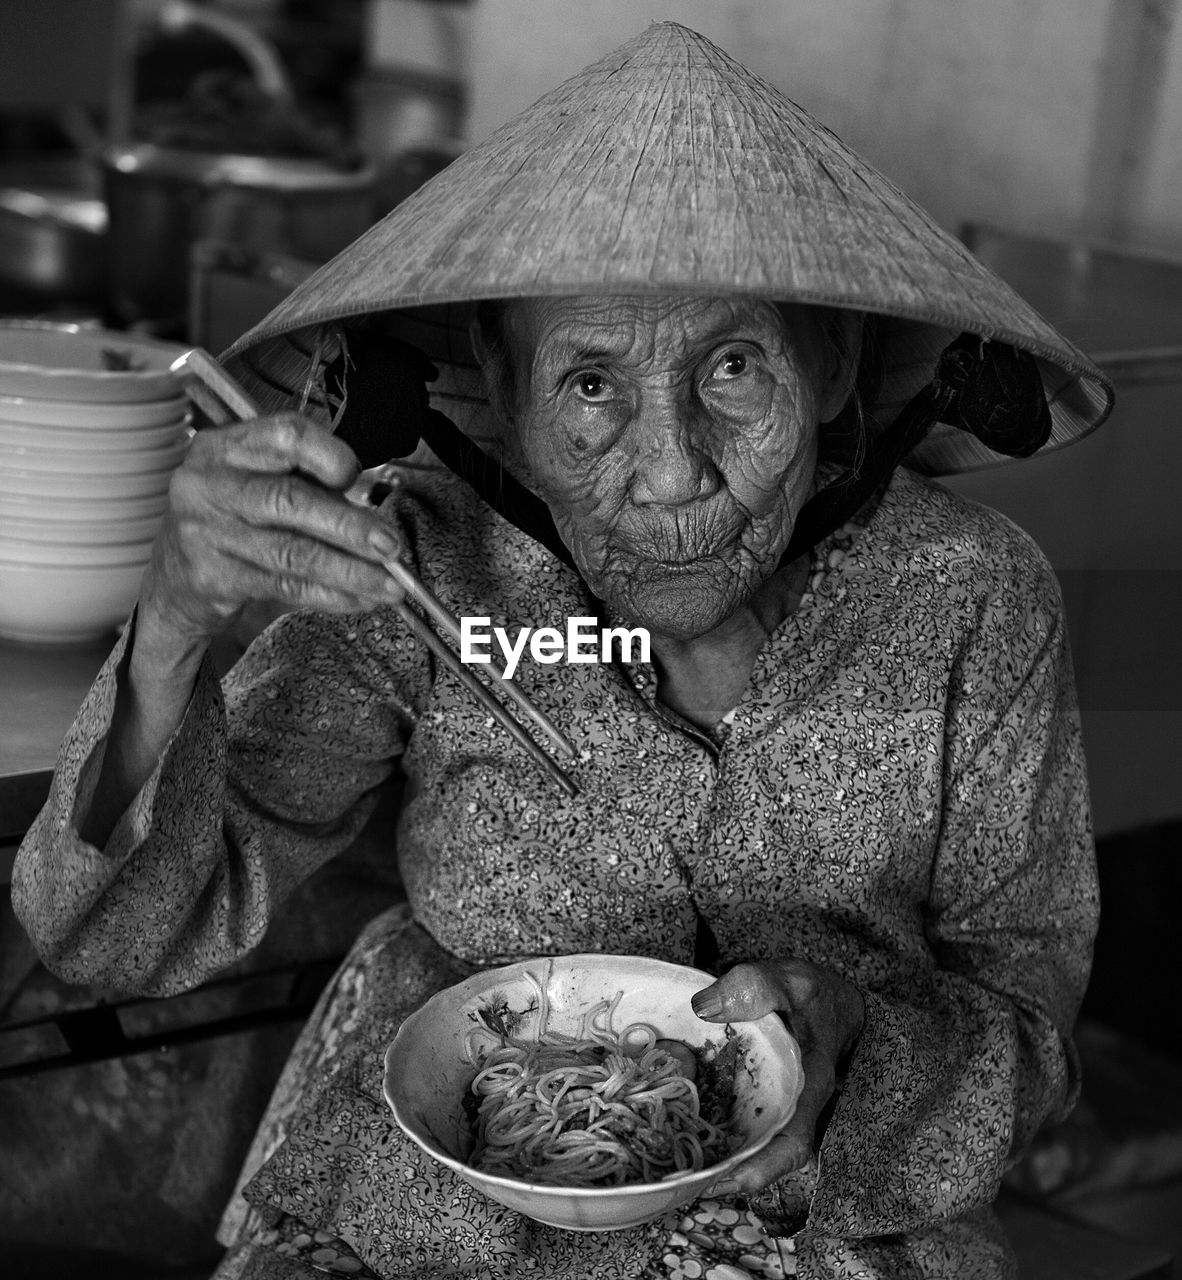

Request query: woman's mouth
[
  {"left": 611, "top": 513, "right": 746, "bottom": 570},
  {"left": 649, "top": 553, "right": 719, "bottom": 571}
]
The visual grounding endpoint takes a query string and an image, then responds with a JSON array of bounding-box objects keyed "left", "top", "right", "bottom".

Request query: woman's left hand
[{"left": 691, "top": 959, "right": 866, "bottom": 1193}]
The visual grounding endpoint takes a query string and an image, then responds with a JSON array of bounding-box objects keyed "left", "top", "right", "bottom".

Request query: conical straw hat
[{"left": 224, "top": 21, "right": 1111, "bottom": 474}]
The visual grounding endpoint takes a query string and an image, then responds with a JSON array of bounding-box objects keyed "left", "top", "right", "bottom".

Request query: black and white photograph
[{"left": 1, "top": 3, "right": 1180, "bottom": 1277}]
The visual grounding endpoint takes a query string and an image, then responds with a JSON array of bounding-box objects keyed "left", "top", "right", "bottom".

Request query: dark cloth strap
[{"left": 417, "top": 410, "right": 577, "bottom": 570}]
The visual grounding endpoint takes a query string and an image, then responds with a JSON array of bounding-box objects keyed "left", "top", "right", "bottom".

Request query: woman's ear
[{"left": 817, "top": 310, "right": 865, "bottom": 423}]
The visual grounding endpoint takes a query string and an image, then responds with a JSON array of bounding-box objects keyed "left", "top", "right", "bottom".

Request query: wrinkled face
[{"left": 490, "top": 294, "right": 834, "bottom": 639}]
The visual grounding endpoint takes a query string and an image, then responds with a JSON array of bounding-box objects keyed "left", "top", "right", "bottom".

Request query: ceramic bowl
[
  {"left": 0, "top": 509, "right": 164, "bottom": 545},
  {"left": 0, "top": 413, "right": 188, "bottom": 451},
  {"left": 0, "top": 535, "right": 155, "bottom": 567},
  {"left": 0, "top": 391, "right": 189, "bottom": 429},
  {"left": 0, "top": 489, "right": 168, "bottom": 522},
  {"left": 383, "top": 954, "right": 802, "bottom": 1232},
  {"left": 0, "top": 322, "right": 186, "bottom": 403},
  {"left": 0, "top": 430, "right": 189, "bottom": 474},
  {"left": 0, "top": 557, "right": 147, "bottom": 644},
  {"left": 0, "top": 440, "right": 187, "bottom": 500},
  {"left": 0, "top": 469, "right": 177, "bottom": 501}
]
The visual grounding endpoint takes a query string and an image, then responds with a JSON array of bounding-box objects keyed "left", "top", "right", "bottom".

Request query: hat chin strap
[
  {"left": 418, "top": 406, "right": 578, "bottom": 570},
  {"left": 334, "top": 329, "right": 1049, "bottom": 582}
]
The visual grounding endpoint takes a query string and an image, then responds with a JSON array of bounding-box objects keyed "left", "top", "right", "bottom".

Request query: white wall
[{"left": 1134, "top": 2, "right": 1182, "bottom": 252}]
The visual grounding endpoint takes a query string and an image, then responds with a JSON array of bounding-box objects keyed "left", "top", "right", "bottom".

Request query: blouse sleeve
[
  {"left": 807, "top": 545, "right": 1097, "bottom": 1238},
  {"left": 11, "top": 605, "right": 420, "bottom": 997}
]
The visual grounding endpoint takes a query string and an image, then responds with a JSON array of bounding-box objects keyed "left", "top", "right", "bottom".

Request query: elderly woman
[{"left": 14, "top": 23, "right": 1110, "bottom": 1280}]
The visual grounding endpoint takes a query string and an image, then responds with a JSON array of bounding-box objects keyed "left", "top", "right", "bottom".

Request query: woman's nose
[{"left": 629, "top": 398, "right": 720, "bottom": 507}]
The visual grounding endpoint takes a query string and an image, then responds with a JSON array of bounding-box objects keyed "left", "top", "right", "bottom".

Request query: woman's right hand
[
  {"left": 80, "top": 412, "right": 408, "bottom": 848},
  {"left": 138, "top": 413, "right": 406, "bottom": 652}
]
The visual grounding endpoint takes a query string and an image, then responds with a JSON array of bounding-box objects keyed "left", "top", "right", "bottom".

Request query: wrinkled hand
[
  {"left": 139, "top": 414, "right": 405, "bottom": 649},
  {"left": 691, "top": 959, "right": 865, "bottom": 1193}
]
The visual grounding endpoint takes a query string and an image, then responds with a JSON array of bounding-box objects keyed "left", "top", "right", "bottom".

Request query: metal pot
[
  {"left": 103, "top": 143, "right": 375, "bottom": 328},
  {"left": 0, "top": 159, "right": 109, "bottom": 305}
]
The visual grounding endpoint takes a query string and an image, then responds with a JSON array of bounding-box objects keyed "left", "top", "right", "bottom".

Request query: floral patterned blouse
[{"left": 13, "top": 463, "right": 1096, "bottom": 1280}]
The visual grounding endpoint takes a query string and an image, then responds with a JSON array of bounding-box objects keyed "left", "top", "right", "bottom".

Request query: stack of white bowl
[{"left": 0, "top": 322, "right": 191, "bottom": 645}]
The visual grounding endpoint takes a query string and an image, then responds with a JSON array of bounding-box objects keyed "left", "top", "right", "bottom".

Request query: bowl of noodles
[{"left": 382, "top": 954, "right": 803, "bottom": 1231}]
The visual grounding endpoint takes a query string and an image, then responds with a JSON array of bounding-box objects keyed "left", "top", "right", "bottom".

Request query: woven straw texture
[{"left": 225, "top": 22, "right": 1112, "bottom": 474}]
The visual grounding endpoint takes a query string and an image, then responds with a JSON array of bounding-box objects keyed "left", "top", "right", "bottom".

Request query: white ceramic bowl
[
  {"left": 0, "top": 489, "right": 168, "bottom": 522},
  {"left": 0, "top": 442, "right": 187, "bottom": 500},
  {"left": 0, "top": 557, "right": 147, "bottom": 644},
  {"left": 0, "top": 430, "right": 189, "bottom": 474},
  {"left": 383, "top": 954, "right": 802, "bottom": 1232},
  {"left": 0, "top": 414, "right": 188, "bottom": 451},
  {"left": 0, "top": 392, "right": 189, "bottom": 429},
  {"left": 0, "top": 469, "right": 177, "bottom": 501},
  {"left": 0, "top": 509, "right": 164, "bottom": 545},
  {"left": 0, "top": 536, "right": 155, "bottom": 567},
  {"left": 0, "top": 322, "right": 186, "bottom": 403}
]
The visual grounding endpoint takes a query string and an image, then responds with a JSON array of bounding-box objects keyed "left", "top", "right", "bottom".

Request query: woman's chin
[{"left": 607, "top": 563, "right": 750, "bottom": 641}]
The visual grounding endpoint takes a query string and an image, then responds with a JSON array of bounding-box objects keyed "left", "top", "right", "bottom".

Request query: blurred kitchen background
[{"left": 1, "top": 2, "right": 1181, "bottom": 1277}]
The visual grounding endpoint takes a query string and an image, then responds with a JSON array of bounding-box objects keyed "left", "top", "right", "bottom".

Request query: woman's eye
[
  {"left": 713, "top": 349, "right": 749, "bottom": 379},
  {"left": 574, "top": 371, "right": 609, "bottom": 399}
]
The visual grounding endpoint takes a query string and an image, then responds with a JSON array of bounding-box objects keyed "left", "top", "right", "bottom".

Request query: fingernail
[
  {"left": 691, "top": 989, "right": 722, "bottom": 1019},
  {"left": 706, "top": 1177, "right": 739, "bottom": 1197},
  {"left": 370, "top": 530, "right": 398, "bottom": 558}
]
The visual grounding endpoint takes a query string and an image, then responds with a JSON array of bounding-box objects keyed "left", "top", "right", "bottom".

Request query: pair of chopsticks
[{"left": 170, "top": 347, "right": 579, "bottom": 797}]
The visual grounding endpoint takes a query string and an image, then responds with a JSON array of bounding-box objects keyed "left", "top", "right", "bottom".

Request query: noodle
[{"left": 464, "top": 989, "right": 733, "bottom": 1187}]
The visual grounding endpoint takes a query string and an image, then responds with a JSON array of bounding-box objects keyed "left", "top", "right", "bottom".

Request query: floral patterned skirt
[{"left": 212, "top": 906, "right": 1013, "bottom": 1280}]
